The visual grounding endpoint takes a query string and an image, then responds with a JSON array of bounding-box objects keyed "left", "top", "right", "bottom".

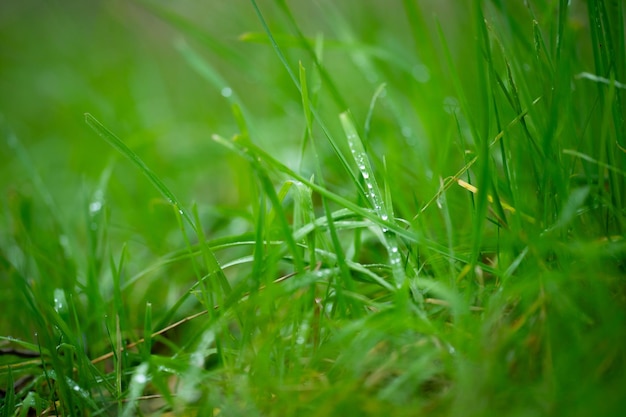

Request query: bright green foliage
[{"left": 1, "top": 1, "right": 625, "bottom": 416}]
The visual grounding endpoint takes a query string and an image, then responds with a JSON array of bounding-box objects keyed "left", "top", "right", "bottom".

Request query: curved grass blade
[
  {"left": 84, "top": 113, "right": 227, "bottom": 284},
  {"left": 84, "top": 113, "right": 190, "bottom": 225}
]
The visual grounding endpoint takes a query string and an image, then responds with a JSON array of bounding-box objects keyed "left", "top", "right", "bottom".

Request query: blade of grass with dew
[
  {"left": 121, "top": 362, "right": 149, "bottom": 417},
  {"left": 84, "top": 113, "right": 227, "bottom": 286},
  {"left": 213, "top": 134, "right": 403, "bottom": 292},
  {"left": 301, "top": 62, "right": 359, "bottom": 315},
  {"left": 340, "top": 111, "right": 405, "bottom": 288},
  {"left": 142, "top": 302, "right": 152, "bottom": 360},
  {"left": 211, "top": 133, "right": 459, "bottom": 263}
]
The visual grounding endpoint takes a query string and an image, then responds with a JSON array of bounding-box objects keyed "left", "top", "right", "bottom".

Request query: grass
[{"left": 1, "top": 0, "right": 625, "bottom": 415}]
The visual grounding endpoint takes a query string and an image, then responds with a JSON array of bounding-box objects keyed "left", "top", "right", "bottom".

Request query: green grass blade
[
  {"left": 142, "top": 302, "right": 152, "bottom": 359},
  {"left": 340, "top": 111, "right": 405, "bottom": 288},
  {"left": 3, "top": 366, "right": 15, "bottom": 417},
  {"left": 121, "top": 362, "right": 150, "bottom": 417},
  {"left": 84, "top": 113, "right": 192, "bottom": 227},
  {"left": 84, "top": 113, "right": 227, "bottom": 284}
]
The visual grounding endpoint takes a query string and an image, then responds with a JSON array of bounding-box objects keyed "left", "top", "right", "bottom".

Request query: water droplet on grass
[
  {"left": 89, "top": 201, "right": 102, "bottom": 214},
  {"left": 53, "top": 288, "right": 66, "bottom": 314},
  {"left": 221, "top": 87, "right": 233, "bottom": 98}
]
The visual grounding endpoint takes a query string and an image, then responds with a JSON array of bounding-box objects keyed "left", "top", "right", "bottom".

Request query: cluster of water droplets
[{"left": 167, "top": 198, "right": 184, "bottom": 216}]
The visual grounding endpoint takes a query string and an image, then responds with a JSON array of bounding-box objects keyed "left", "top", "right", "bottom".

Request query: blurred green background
[{"left": 1, "top": 0, "right": 460, "bottom": 255}]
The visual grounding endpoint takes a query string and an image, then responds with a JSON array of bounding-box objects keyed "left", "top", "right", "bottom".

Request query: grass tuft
[{"left": 1, "top": 1, "right": 625, "bottom": 416}]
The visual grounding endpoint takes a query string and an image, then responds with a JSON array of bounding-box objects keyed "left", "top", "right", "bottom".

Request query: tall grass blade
[
  {"left": 84, "top": 114, "right": 190, "bottom": 225},
  {"left": 84, "top": 113, "right": 227, "bottom": 283},
  {"left": 340, "top": 111, "right": 405, "bottom": 287}
]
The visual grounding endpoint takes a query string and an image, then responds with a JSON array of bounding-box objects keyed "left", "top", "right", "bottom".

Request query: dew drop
[
  {"left": 221, "top": 87, "right": 233, "bottom": 98},
  {"left": 89, "top": 201, "right": 103, "bottom": 214},
  {"left": 53, "top": 288, "right": 66, "bottom": 313},
  {"left": 362, "top": 172, "right": 369, "bottom": 179},
  {"left": 381, "top": 214, "right": 388, "bottom": 221}
]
